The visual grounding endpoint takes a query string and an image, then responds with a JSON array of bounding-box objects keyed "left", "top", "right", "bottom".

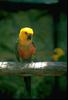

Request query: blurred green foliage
[
  {"left": 0, "top": 10, "right": 54, "bottom": 61},
  {"left": 0, "top": 8, "right": 67, "bottom": 99}
]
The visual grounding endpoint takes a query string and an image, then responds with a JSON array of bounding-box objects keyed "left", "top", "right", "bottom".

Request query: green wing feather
[{"left": 58, "top": 55, "right": 66, "bottom": 61}]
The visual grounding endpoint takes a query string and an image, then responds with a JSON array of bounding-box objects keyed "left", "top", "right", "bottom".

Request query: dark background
[{"left": 0, "top": 0, "right": 67, "bottom": 99}]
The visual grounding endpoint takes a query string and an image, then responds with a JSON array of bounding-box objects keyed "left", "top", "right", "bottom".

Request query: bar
[{"left": 0, "top": 61, "right": 67, "bottom": 76}]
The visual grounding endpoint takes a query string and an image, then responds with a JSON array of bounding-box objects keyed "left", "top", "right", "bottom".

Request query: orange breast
[{"left": 18, "top": 43, "right": 36, "bottom": 59}]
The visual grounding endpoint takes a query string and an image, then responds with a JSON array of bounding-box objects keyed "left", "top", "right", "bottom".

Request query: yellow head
[
  {"left": 52, "top": 48, "right": 65, "bottom": 61},
  {"left": 19, "top": 27, "right": 34, "bottom": 43},
  {"left": 54, "top": 48, "right": 64, "bottom": 56}
]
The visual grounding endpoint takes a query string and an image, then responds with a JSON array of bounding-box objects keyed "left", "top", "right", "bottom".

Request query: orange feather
[{"left": 18, "top": 42, "right": 36, "bottom": 60}]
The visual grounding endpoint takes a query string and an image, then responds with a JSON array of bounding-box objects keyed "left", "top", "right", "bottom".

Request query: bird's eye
[{"left": 25, "top": 32, "right": 28, "bottom": 35}]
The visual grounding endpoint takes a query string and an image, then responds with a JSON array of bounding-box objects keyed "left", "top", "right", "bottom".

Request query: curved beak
[{"left": 27, "top": 34, "right": 32, "bottom": 40}]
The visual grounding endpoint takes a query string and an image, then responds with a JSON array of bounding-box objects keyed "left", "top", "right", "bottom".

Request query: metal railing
[{"left": 0, "top": 61, "right": 67, "bottom": 76}]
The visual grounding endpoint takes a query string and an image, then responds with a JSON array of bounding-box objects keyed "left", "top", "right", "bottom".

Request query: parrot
[
  {"left": 36, "top": 48, "right": 66, "bottom": 99},
  {"left": 15, "top": 27, "right": 36, "bottom": 98},
  {"left": 51, "top": 48, "right": 65, "bottom": 61},
  {"left": 51, "top": 48, "right": 67, "bottom": 98}
]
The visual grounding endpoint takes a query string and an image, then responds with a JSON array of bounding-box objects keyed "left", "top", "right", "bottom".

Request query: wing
[
  {"left": 32, "top": 41, "right": 36, "bottom": 48},
  {"left": 31, "top": 41, "right": 38, "bottom": 61},
  {"left": 59, "top": 56, "right": 66, "bottom": 61},
  {"left": 15, "top": 39, "right": 20, "bottom": 62}
]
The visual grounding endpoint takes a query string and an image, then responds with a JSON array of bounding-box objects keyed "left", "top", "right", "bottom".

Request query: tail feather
[{"left": 24, "top": 76, "right": 31, "bottom": 97}]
